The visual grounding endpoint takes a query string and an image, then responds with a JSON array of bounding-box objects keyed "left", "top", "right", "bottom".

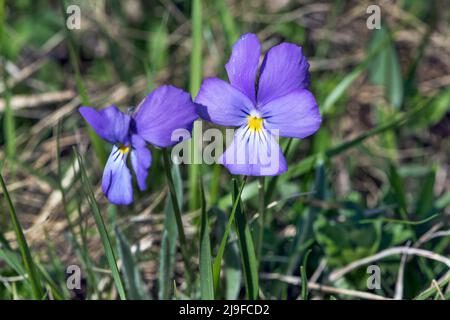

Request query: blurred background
[{"left": 0, "top": 0, "right": 449, "bottom": 300}]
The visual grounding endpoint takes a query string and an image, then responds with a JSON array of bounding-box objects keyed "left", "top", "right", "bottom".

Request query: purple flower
[
  {"left": 195, "top": 33, "right": 322, "bottom": 176},
  {"left": 79, "top": 85, "right": 198, "bottom": 205}
]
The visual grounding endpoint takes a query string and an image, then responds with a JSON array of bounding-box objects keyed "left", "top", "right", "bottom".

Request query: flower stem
[
  {"left": 162, "top": 149, "right": 193, "bottom": 291},
  {"left": 256, "top": 176, "right": 265, "bottom": 261}
]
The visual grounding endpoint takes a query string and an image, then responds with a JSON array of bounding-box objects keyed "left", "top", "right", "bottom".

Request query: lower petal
[
  {"left": 218, "top": 127, "right": 287, "bottom": 176},
  {"left": 102, "top": 146, "right": 133, "bottom": 205},
  {"left": 131, "top": 135, "right": 152, "bottom": 191}
]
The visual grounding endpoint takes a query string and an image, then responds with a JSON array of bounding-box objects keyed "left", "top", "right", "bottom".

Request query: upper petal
[
  {"left": 195, "top": 78, "right": 255, "bottom": 127},
  {"left": 259, "top": 89, "right": 322, "bottom": 139},
  {"left": 225, "top": 33, "right": 261, "bottom": 103},
  {"left": 130, "top": 134, "right": 152, "bottom": 191},
  {"left": 79, "top": 105, "right": 131, "bottom": 144},
  {"left": 257, "top": 43, "right": 310, "bottom": 106},
  {"left": 133, "top": 85, "right": 199, "bottom": 148},
  {"left": 219, "top": 126, "right": 287, "bottom": 176},
  {"left": 102, "top": 146, "right": 133, "bottom": 205}
]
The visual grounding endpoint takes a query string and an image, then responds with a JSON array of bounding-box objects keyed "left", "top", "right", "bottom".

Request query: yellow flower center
[
  {"left": 119, "top": 145, "right": 130, "bottom": 154},
  {"left": 247, "top": 115, "right": 263, "bottom": 132}
]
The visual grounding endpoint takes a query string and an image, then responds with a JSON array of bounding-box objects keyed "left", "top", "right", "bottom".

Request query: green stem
[
  {"left": 256, "top": 176, "right": 265, "bottom": 261},
  {"left": 188, "top": 0, "right": 202, "bottom": 211},
  {"left": 162, "top": 149, "right": 193, "bottom": 290}
]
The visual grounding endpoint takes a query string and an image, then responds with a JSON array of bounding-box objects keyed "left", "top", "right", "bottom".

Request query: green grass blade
[
  {"left": 158, "top": 164, "right": 182, "bottom": 299},
  {"left": 414, "top": 166, "right": 436, "bottom": 217},
  {"left": 0, "top": 173, "right": 44, "bottom": 299},
  {"left": 414, "top": 276, "right": 450, "bottom": 300},
  {"left": 359, "top": 213, "right": 439, "bottom": 225},
  {"left": 214, "top": 0, "right": 239, "bottom": 46},
  {"left": 0, "top": 0, "right": 16, "bottom": 163},
  {"left": 288, "top": 99, "right": 429, "bottom": 179},
  {"left": 75, "top": 150, "right": 126, "bottom": 300},
  {"left": 115, "top": 226, "right": 148, "bottom": 300},
  {"left": 388, "top": 163, "right": 408, "bottom": 217},
  {"left": 300, "top": 249, "right": 311, "bottom": 300},
  {"left": 232, "top": 179, "right": 259, "bottom": 300},
  {"left": 188, "top": 0, "right": 203, "bottom": 211},
  {"left": 61, "top": 0, "right": 106, "bottom": 167},
  {"left": 322, "top": 30, "right": 393, "bottom": 114},
  {"left": 368, "top": 24, "right": 403, "bottom": 109},
  {"left": 199, "top": 178, "right": 214, "bottom": 299},
  {"left": 162, "top": 149, "right": 194, "bottom": 292},
  {"left": 212, "top": 177, "right": 247, "bottom": 294}
]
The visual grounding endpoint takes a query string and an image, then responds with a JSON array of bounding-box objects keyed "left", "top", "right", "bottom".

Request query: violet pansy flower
[
  {"left": 79, "top": 85, "right": 198, "bottom": 205},
  {"left": 195, "top": 33, "right": 322, "bottom": 176}
]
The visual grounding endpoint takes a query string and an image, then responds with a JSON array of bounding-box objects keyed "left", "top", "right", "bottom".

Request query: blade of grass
[
  {"left": 199, "top": 178, "right": 214, "bottom": 299},
  {"left": 158, "top": 163, "right": 182, "bottom": 299},
  {"left": 115, "top": 226, "right": 148, "bottom": 300},
  {"left": 322, "top": 29, "right": 394, "bottom": 114},
  {"left": 0, "top": 0, "right": 16, "bottom": 164},
  {"left": 388, "top": 163, "right": 408, "bottom": 218},
  {"left": 188, "top": 0, "right": 203, "bottom": 211},
  {"left": 415, "top": 275, "right": 450, "bottom": 300},
  {"left": 288, "top": 98, "right": 430, "bottom": 179},
  {"left": 214, "top": 0, "right": 239, "bottom": 47},
  {"left": 232, "top": 179, "right": 259, "bottom": 299},
  {"left": 162, "top": 149, "right": 194, "bottom": 291},
  {"left": 212, "top": 176, "right": 247, "bottom": 294},
  {"left": 300, "top": 249, "right": 312, "bottom": 300},
  {"left": 359, "top": 213, "right": 439, "bottom": 225},
  {"left": 0, "top": 173, "right": 44, "bottom": 299},
  {"left": 75, "top": 149, "right": 126, "bottom": 300},
  {"left": 61, "top": 0, "right": 106, "bottom": 166},
  {"left": 414, "top": 165, "right": 436, "bottom": 217}
]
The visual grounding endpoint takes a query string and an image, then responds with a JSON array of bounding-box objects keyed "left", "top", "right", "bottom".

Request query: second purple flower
[{"left": 80, "top": 85, "right": 198, "bottom": 205}]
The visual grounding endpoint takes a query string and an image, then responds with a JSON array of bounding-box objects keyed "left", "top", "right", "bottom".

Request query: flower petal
[
  {"left": 259, "top": 89, "right": 322, "bottom": 139},
  {"left": 133, "top": 85, "right": 198, "bottom": 148},
  {"left": 225, "top": 33, "right": 261, "bottom": 103},
  {"left": 102, "top": 146, "right": 133, "bottom": 205},
  {"left": 130, "top": 134, "right": 152, "bottom": 191},
  {"left": 79, "top": 105, "right": 131, "bottom": 144},
  {"left": 219, "top": 127, "right": 287, "bottom": 176},
  {"left": 196, "top": 78, "right": 255, "bottom": 127},
  {"left": 257, "top": 43, "right": 310, "bottom": 105}
]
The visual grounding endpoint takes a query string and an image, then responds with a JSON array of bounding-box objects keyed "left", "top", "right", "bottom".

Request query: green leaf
[
  {"left": 158, "top": 164, "right": 182, "bottom": 300},
  {"left": 232, "top": 179, "right": 259, "bottom": 300},
  {"left": 75, "top": 150, "right": 126, "bottom": 300},
  {"left": 388, "top": 163, "right": 408, "bottom": 218},
  {"left": 300, "top": 249, "right": 311, "bottom": 300},
  {"left": 368, "top": 25, "right": 403, "bottom": 108},
  {"left": 288, "top": 98, "right": 429, "bottom": 179},
  {"left": 414, "top": 166, "right": 436, "bottom": 217},
  {"left": 212, "top": 177, "right": 247, "bottom": 294},
  {"left": 214, "top": 0, "right": 239, "bottom": 46},
  {"left": 115, "top": 226, "right": 148, "bottom": 300},
  {"left": 322, "top": 28, "right": 393, "bottom": 114},
  {"left": 199, "top": 178, "right": 214, "bottom": 299},
  {"left": 188, "top": 0, "right": 203, "bottom": 211},
  {"left": 0, "top": 173, "right": 44, "bottom": 299}
]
